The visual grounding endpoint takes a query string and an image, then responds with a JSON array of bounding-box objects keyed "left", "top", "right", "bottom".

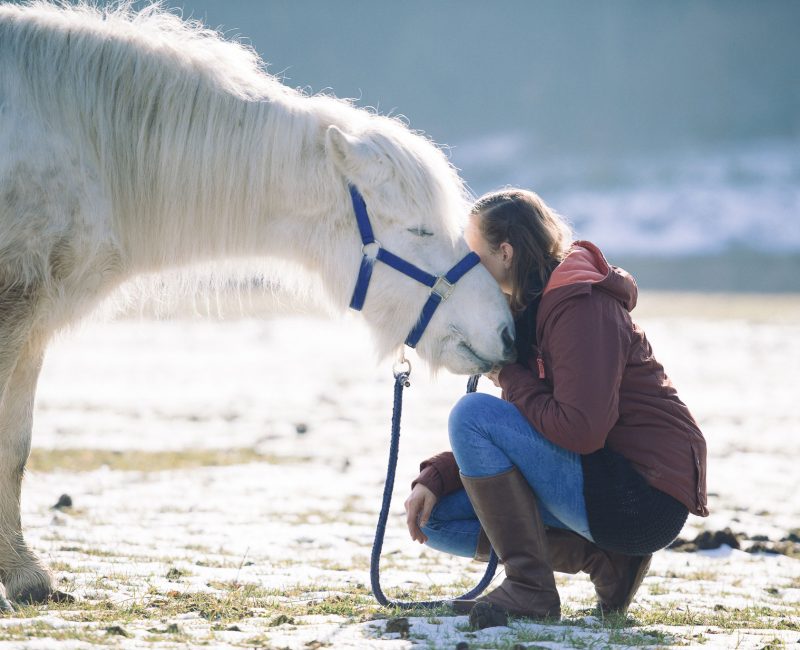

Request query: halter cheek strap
[{"left": 347, "top": 184, "right": 480, "bottom": 348}]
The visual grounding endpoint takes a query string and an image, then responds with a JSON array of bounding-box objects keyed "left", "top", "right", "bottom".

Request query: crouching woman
[{"left": 404, "top": 188, "right": 708, "bottom": 627}]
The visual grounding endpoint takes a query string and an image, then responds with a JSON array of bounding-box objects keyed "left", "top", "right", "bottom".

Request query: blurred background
[
  {"left": 155, "top": 0, "right": 800, "bottom": 293},
  {"left": 7, "top": 0, "right": 792, "bottom": 291}
]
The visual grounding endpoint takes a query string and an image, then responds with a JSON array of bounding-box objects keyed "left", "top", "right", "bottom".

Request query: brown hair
[{"left": 471, "top": 188, "right": 573, "bottom": 313}]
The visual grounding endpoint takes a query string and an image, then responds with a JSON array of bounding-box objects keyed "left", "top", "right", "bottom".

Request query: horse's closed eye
[{"left": 407, "top": 227, "right": 434, "bottom": 237}]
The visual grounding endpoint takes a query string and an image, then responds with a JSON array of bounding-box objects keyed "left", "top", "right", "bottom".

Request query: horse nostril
[{"left": 501, "top": 325, "right": 514, "bottom": 355}]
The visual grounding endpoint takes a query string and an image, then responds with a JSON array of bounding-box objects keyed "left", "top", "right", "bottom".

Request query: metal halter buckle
[
  {"left": 361, "top": 241, "right": 382, "bottom": 259},
  {"left": 431, "top": 276, "right": 455, "bottom": 300}
]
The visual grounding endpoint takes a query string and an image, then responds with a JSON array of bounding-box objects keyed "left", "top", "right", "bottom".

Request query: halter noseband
[{"left": 347, "top": 184, "right": 480, "bottom": 348}]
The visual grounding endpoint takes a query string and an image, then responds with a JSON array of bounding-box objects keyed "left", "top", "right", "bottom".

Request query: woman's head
[{"left": 465, "top": 188, "right": 573, "bottom": 313}]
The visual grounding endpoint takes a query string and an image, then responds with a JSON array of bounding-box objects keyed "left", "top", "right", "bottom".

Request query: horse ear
[{"left": 326, "top": 125, "right": 377, "bottom": 181}]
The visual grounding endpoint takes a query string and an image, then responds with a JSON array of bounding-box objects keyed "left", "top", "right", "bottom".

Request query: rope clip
[{"left": 392, "top": 350, "right": 412, "bottom": 386}]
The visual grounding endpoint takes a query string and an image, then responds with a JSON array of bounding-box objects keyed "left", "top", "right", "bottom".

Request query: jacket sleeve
[
  {"left": 411, "top": 451, "right": 463, "bottom": 498},
  {"left": 498, "top": 293, "right": 629, "bottom": 454}
]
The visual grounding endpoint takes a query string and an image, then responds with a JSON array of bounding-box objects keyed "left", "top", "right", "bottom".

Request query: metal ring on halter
[
  {"left": 392, "top": 357, "right": 411, "bottom": 380},
  {"left": 362, "top": 240, "right": 382, "bottom": 259}
]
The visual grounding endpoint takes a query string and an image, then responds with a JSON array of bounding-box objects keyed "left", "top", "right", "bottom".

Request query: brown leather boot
[
  {"left": 545, "top": 527, "right": 651, "bottom": 614},
  {"left": 473, "top": 527, "right": 491, "bottom": 563},
  {"left": 451, "top": 468, "right": 560, "bottom": 625}
]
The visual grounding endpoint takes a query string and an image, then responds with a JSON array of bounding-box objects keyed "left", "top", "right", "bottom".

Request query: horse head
[{"left": 326, "top": 124, "right": 515, "bottom": 375}]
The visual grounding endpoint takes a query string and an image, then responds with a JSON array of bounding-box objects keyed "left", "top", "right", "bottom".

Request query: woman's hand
[{"left": 404, "top": 484, "right": 438, "bottom": 544}]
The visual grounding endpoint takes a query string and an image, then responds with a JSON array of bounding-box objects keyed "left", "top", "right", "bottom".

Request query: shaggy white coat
[{"left": 0, "top": 1, "right": 512, "bottom": 604}]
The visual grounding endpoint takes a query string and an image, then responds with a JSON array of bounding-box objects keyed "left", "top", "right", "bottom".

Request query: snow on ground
[{"left": 1, "top": 292, "right": 799, "bottom": 649}]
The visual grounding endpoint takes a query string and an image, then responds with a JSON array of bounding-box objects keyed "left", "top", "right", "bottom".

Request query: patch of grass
[
  {"left": 288, "top": 509, "right": 367, "bottom": 527},
  {"left": 195, "top": 557, "right": 247, "bottom": 569},
  {"left": 1, "top": 602, "right": 41, "bottom": 620},
  {"left": 49, "top": 580, "right": 376, "bottom": 628},
  {"left": 314, "top": 555, "right": 370, "bottom": 572},
  {"left": 50, "top": 560, "right": 93, "bottom": 574},
  {"left": 630, "top": 603, "right": 800, "bottom": 631},
  {"left": 27, "top": 447, "right": 312, "bottom": 473},
  {"left": 142, "top": 622, "right": 198, "bottom": 643},
  {"left": 606, "top": 625, "right": 686, "bottom": 647},
  {"left": 166, "top": 566, "right": 191, "bottom": 580},
  {"left": 0, "top": 620, "right": 109, "bottom": 645},
  {"left": 185, "top": 542, "right": 214, "bottom": 553},
  {"left": 267, "top": 613, "right": 296, "bottom": 626},
  {"left": 241, "top": 634, "right": 274, "bottom": 647},
  {"left": 153, "top": 589, "right": 257, "bottom": 622},
  {"left": 682, "top": 568, "right": 721, "bottom": 582},
  {"left": 507, "top": 627, "right": 561, "bottom": 645},
  {"left": 557, "top": 610, "right": 693, "bottom": 647},
  {"left": 59, "top": 545, "right": 119, "bottom": 558},
  {"left": 58, "top": 589, "right": 258, "bottom": 624},
  {"left": 648, "top": 581, "right": 670, "bottom": 596},
  {"left": 303, "top": 593, "right": 377, "bottom": 619},
  {"left": 21, "top": 576, "right": 792, "bottom": 650},
  {"left": 452, "top": 623, "right": 679, "bottom": 650}
]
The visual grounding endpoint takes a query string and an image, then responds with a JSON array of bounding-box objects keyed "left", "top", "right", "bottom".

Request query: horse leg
[
  {"left": 0, "top": 331, "right": 54, "bottom": 605},
  {"left": 0, "top": 277, "right": 57, "bottom": 604}
]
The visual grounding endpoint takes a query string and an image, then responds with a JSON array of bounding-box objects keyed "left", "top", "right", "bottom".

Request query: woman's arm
[
  {"left": 405, "top": 452, "right": 462, "bottom": 543},
  {"left": 498, "top": 293, "right": 630, "bottom": 454},
  {"left": 410, "top": 450, "right": 463, "bottom": 497}
]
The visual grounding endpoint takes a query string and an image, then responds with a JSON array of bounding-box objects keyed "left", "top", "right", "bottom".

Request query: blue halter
[{"left": 347, "top": 184, "right": 480, "bottom": 348}]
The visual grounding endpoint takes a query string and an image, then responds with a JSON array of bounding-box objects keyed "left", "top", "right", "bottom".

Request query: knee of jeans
[
  {"left": 420, "top": 521, "right": 438, "bottom": 537},
  {"left": 421, "top": 506, "right": 444, "bottom": 534},
  {"left": 448, "top": 392, "right": 496, "bottom": 449}
]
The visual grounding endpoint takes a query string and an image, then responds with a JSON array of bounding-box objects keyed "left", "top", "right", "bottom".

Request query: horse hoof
[
  {"left": 49, "top": 591, "right": 76, "bottom": 604},
  {"left": 13, "top": 583, "right": 53, "bottom": 605},
  {"left": 0, "top": 596, "right": 14, "bottom": 613},
  {"left": 12, "top": 587, "right": 74, "bottom": 606}
]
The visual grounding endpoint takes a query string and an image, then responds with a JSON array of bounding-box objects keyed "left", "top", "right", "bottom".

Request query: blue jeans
[{"left": 421, "top": 392, "right": 594, "bottom": 558}]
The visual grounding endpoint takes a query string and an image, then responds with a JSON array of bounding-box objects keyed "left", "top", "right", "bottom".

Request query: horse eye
[{"left": 407, "top": 227, "right": 434, "bottom": 237}]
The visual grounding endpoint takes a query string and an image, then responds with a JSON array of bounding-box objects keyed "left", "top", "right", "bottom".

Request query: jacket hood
[{"left": 543, "top": 241, "right": 638, "bottom": 312}]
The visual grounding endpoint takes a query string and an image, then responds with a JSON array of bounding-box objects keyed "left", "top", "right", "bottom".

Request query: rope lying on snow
[{"left": 370, "top": 372, "right": 498, "bottom": 609}]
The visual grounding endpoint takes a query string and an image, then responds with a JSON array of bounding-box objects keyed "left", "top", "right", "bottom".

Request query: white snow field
[{"left": 2, "top": 292, "right": 799, "bottom": 649}]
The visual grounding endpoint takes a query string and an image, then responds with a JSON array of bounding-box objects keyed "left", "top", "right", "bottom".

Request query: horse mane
[
  {"left": 2, "top": 0, "right": 289, "bottom": 101},
  {"left": 0, "top": 1, "right": 471, "bottom": 321}
]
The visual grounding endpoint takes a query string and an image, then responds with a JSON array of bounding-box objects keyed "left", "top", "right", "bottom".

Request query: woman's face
[{"left": 465, "top": 213, "right": 513, "bottom": 294}]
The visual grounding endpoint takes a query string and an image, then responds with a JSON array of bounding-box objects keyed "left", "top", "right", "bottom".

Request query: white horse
[{"left": 0, "top": 1, "right": 514, "bottom": 605}]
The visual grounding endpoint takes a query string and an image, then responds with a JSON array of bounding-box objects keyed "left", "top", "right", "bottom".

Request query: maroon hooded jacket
[{"left": 414, "top": 241, "right": 708, "bottom": 518}]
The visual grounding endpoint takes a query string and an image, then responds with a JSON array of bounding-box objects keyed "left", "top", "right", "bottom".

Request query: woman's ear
[{"left": 499, "top": 242, "right": 514, "bottom": 269}]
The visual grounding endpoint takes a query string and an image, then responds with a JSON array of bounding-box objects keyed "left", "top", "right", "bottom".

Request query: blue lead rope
[
  {"left": 369, "top": 373, "right": 498, "bottom": 609},
  {"left": 350, "top": 181, "right": 496, "bottom": 607}
]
